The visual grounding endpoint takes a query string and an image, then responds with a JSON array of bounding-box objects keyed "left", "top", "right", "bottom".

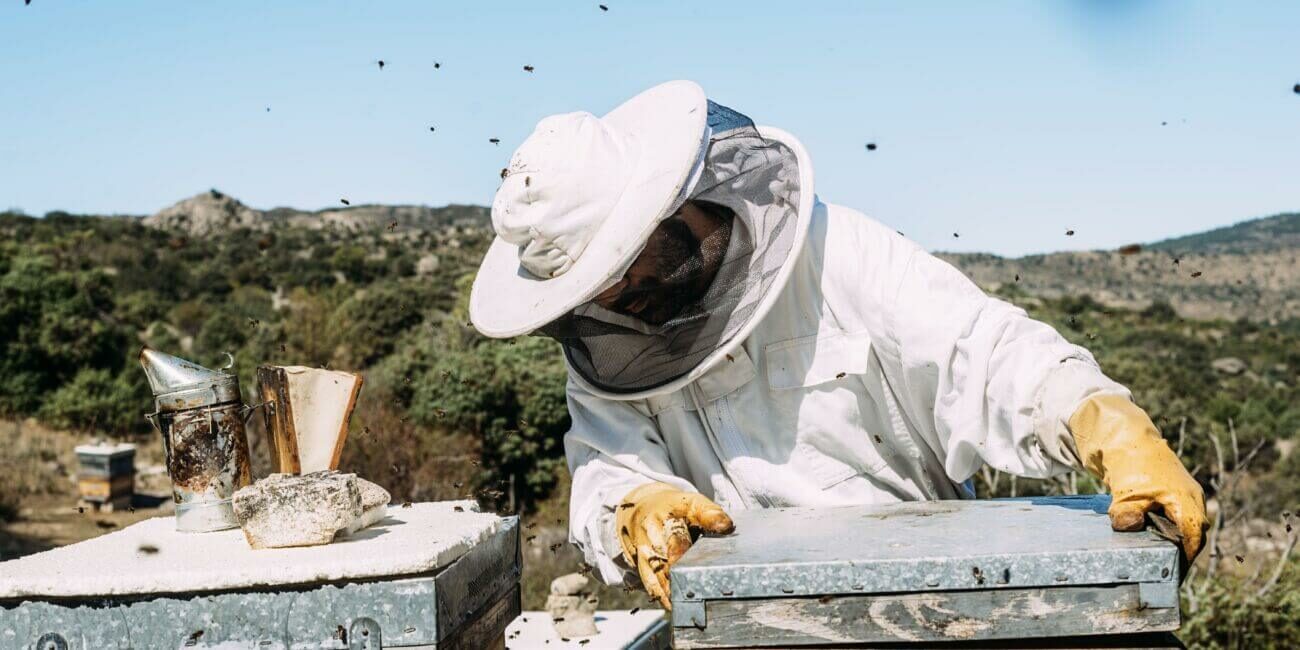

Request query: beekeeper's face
[{"left": 593, "top": 200, "right": 732, "bottom": 325}]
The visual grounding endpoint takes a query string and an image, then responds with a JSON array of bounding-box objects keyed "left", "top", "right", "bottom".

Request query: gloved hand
[
  {"left": 616, "top": 482, "right": 734, "bottom": 609},
  {"left": 1068, "top": 394, "right": 1208, "bottom": 560}
]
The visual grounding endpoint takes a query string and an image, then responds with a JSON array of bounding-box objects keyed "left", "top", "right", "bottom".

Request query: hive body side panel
[{"left": 672, "top": 584, "right": 1180, "bottom": 649}]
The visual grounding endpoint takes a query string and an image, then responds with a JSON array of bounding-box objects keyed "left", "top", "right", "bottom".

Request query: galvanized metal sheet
[
  {"left": 671, "top": 496, "right": 1179, "bottom": 610},
  {"left": 671, "top": 584, "right": 1181, "bottom": 648},
  {"left": 0, "top": 517, "right": 520, "bottom": 649}
]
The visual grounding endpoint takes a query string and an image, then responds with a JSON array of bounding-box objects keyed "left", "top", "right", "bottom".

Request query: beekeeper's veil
[{"left": 470, "top": 80, "right": 813, "bottom": 399}]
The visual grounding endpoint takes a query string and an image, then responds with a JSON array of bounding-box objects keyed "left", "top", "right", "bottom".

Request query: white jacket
[{"left": 565, "top": 200, "right": 1129, "bottom": 584}]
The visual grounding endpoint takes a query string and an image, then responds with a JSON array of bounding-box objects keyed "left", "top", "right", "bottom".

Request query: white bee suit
[
  {"left": 460, "top": 80, "right": 1128, "bottom": 586},
  {"left": 565, "top": 194, "right": 1129, "bottom": 584}
]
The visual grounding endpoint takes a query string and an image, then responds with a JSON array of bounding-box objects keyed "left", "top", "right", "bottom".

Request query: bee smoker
[{"left": 140, "top": 347, "right": 255, "bottom": 532}]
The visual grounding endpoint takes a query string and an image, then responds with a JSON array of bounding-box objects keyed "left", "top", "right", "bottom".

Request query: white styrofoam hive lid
[{"left": 0, "top": 501, "right": 498, "bottom": 599}]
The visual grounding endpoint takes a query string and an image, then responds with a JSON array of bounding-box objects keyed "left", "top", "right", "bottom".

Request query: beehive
[
  {"left": 671, "top": 495, "right": 1182, "bottom": 649},
  {"left": 0, "top": 501, "right": 521, "bottom": 648},
  {"left": 74, "top": 442, "right": 136, "bottom": 511}
]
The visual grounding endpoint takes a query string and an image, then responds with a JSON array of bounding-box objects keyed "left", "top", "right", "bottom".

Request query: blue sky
[{"left": 2, "top": 1, "right": 1298, "bottom": 256}]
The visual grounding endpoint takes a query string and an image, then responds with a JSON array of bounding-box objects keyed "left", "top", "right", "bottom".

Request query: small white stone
[{"left": 546, "top": 573, "right": 599, "bottom": 637}]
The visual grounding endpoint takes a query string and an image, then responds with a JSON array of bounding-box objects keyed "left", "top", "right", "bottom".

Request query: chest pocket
[
  {"left": 764, "top": 329, "right": 889, "bottom": 487},
  {"left": 766, "top": 329, "right": 872, "bottom": 390}
]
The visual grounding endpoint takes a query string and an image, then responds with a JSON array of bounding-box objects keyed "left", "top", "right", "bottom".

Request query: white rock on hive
[{"left": 232, "top": 471, "right": 361, "bottom": 549}]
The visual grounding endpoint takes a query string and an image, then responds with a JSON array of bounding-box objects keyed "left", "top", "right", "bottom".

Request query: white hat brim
[{"left": 470, "top": 80, "right": 709, "bottom": 338}]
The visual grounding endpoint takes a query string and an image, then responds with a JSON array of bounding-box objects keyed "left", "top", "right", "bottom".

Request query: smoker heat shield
[
  {"left": 139, "top": 346, "right": 241, "bottom": 412},
  {"left": 669, "top": 495, "right": 1181, "bottom": 648}
]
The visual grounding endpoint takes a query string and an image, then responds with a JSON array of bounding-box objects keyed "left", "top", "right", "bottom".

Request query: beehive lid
[
  {"left": 0, "top": 501, "right": 500, "bottom": 599},
  {"left": 671, "top": 496, "right": 1178, "bottom": 603},
  {"left": 74, "top": 442, "right": 136, "bottom": 457}
]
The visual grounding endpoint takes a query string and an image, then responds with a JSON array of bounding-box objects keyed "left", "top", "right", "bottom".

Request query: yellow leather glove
[
  {"left": 1069, "top": 394, "right": 1208, "bottom": 560},
  {"left": 617, "top": 482, "right": 734, "bottom": 610}
]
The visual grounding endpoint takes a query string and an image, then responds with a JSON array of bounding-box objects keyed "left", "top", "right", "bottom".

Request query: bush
[
  {"left": 397, "top": 335, "right": 570, "bottom": 511},
  {"left": 0, "top": 253, "right": 130, "bottom": 416},
  {"left": 1181, "top": 561, "right": 1300, "bottom": 649},
  {"left": 37, "top": 366, "right": 149, "bottom": 436}
]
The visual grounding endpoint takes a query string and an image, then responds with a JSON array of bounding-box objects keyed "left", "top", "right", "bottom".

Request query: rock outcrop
[
  {"left": 143, "top": 190, "right": 262, "bottom": 236},
  {"left": 1212, "top": 357, "right": 1248, "bottom": 375}
]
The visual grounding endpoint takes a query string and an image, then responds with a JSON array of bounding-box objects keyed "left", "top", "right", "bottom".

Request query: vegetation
[
  {"left": 1148, "top": 211, "right": 1300, "bottom": 255},
  {"left": 1, "top": 205, "right": 1297, "bottom": 644},
  {"left": 941, "top": 212, "right": 1300, "bottom": 322}
]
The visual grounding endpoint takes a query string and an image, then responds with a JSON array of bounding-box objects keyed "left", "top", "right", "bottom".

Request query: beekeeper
[{"left": 469, "top": 81, "right": 1208, "bottom": 609}]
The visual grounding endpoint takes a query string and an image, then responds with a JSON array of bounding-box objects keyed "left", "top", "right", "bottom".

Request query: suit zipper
[
  {"left": 688, "top": 385, "right": 764, "bottom": 509},
  {"left": 714, "top": 395, "right": 772, "bottom": 508}
]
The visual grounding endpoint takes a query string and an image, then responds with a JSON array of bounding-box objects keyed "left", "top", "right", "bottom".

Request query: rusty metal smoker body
[{"left": 140, "top": 347, "right": 254, "bottom": 532}]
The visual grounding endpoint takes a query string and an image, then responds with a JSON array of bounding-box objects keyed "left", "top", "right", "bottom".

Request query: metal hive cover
[{"left": 670, "top": 496, "right": 1179, "bottom": 604}]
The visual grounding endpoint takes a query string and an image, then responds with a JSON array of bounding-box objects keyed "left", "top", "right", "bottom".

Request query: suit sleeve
[
  {"left": 564, "top": 377, "right": 695, "bottom": 584},
  {"left": 826, "top": 207, "right": 1129, "bottom": 481}
]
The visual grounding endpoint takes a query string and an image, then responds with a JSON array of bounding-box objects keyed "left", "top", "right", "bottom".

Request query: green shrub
[
  {"left": 37, "top": 366, "right": 149, "bottom": 436},
  {"left": 1181, "top": 561, "right": 1300, "bottom": 650}
]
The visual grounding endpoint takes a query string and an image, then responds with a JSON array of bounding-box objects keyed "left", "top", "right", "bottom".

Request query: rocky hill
[
  {"left": 142, "top": 189, "right": 488, "bottom": 236},
  {"left": 940, "top": 213, "right": 1300, "bottom": 322},
  {"left": 138, "top": 193, "right": 1298, "bottom": 322},
  {"left": 1148, "top": 212, "right": 1300, "bottom": 255}
]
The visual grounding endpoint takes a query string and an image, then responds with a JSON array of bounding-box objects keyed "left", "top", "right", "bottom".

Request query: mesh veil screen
[{"left": 538, "top": 101, "right": 801, "bottom": 394}]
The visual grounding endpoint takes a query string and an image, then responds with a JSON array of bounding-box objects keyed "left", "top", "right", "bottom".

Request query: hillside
[
  {"left": 1148, "top": 212, "right": 1300, "bottom": 255},
  {"left": 142, "top": 189, "right": 489, "bottom": 236},
  {"left": 939, "top": 212, "right": 1300, "bottom": 322},
  {"left": 131, "top": 195, "right": 1300, "bottom": 321},
  {"left": 3, "top": 198, "right": 1298, "bottom": 625}
]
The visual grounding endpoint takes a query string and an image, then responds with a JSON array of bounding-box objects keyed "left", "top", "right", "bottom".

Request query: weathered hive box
[
  {"left": 670, "top": 495, "right": 1181, "bottom": 649},
  {"left": 74, "top": 442, "right": 135, "bottom": 511},
  {"left": 505, "top": 610, "right": 672, "bottom": 649},
  {"left": 0, "top": 501, "right": 520, "bottom": 649}
]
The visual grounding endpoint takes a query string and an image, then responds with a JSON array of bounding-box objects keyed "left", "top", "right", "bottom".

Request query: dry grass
[{"left": 0, "top": 418, "right": 77, "bottom": 521}]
